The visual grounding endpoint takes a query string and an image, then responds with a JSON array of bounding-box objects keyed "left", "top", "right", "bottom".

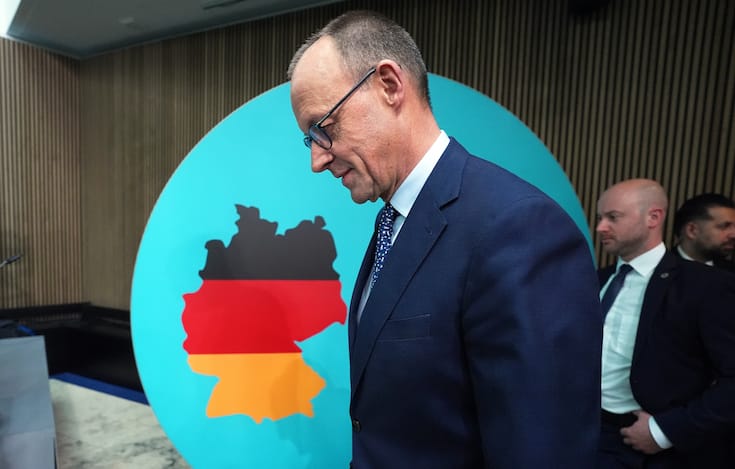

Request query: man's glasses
[{"left": 303, "top": 66, "right": 377, "bottom": 150}]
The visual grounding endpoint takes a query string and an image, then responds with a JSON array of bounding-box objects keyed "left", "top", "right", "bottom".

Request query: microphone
[{"left": 0, "top": 254, "right": 23, "bottom": 269}]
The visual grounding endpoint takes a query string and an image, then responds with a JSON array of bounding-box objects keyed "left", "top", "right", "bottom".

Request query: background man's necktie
[
  {"left": 600, "top": 264, "right": 633, "bottom": 316},
  {"left": 371, "top": 204, "right": 397, "bottom": 288}
]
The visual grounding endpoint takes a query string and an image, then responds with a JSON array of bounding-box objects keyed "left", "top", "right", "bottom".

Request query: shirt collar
[
  {"left": 389, "top": 130, "right": 449, "bottom": 218},
  {"left": 619, "top": 242, "right": 666, "bottom": 279},
  {"left": 676, "top": 245, "right": 714, "bottom": 266}
]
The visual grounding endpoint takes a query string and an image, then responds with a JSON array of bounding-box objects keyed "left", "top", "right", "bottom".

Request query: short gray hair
[{"left": 287, "top": 10, "right": 430, "bottom": 106}]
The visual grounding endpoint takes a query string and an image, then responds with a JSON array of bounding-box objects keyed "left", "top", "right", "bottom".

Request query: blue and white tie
[{"left": 371, "top": 204, "right": 397, "bottom": 288}]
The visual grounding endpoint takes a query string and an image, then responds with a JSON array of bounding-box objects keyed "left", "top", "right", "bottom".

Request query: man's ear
[
  {"left": 374, "top": 60, "right": 404, "bottom": 107},
  {"left": 684, "top": 221, "right": 699, "bottom": 240},
  {"left": 647, "top": 207, "right": 666, "bottom": 230}
]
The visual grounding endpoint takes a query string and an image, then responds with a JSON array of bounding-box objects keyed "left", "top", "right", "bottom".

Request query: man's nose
[
  {"left": 595, "top": 219, "right": 606, "bottom": 233},
  {"left": 310, "top": 145, "right": 333, "bottom": 173}
]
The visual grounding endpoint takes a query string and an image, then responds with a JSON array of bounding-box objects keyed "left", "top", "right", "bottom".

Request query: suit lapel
[
  {"left": 349, "top": 139, "right": 465, "bottom": 398},
  {"left": 633, "top": 252, "right": 678, "bottom": 361},
  {"left": 348, "top": 230, "right": 377, "bottom": 349}
]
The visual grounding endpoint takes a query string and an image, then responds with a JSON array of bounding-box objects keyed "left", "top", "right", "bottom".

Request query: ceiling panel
[{"left": 6, "top": 0, "right": 344, "bottom": 59}]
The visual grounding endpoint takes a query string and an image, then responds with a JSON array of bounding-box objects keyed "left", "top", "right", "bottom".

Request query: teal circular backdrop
[{"left": 131, "top": 74, "right": 593, "bottom": 468}]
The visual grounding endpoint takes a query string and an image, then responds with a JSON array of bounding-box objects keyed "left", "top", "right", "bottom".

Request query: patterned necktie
[
  {"left": 371, "top": 203, "right": 397, "bottom": 288},
  {"left": 600, "top": 264, "right": 633, "bottom": 316}
]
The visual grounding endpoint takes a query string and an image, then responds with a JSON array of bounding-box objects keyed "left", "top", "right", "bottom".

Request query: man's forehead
[
  {"left": 599, "top": 189, "right": 625, "bottom": 208},
  {"left": 291, "top": 43, "right": 350, "bottom": 102},
  {"left": 597, "top": 208, "right": 626, "bottom": 219},
  {"left": 598, "top": 193, "right": 641, "bottom": 219},
  {"left": 708, "top": 206, "right": 735, "bottom": 221},
  {"left": 292, "top": 37, "right": 341, "bottom": 81}
]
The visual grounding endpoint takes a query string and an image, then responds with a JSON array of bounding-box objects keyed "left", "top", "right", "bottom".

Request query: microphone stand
[{"left": 0, "top": 254, "right": 22, "bottom": 269}]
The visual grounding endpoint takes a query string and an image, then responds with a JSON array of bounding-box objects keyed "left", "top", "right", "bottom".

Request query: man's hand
[{"left": 620, "top": 410, "right": 663, "bottom": 455}]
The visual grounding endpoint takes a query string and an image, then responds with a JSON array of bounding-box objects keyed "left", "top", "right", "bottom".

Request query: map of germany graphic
[{"left": 182, "top": 205, "right": 347, "bottom": 423}]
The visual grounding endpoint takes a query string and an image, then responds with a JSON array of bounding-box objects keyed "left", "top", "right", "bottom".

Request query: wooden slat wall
[
  {"left": 78, "top": 24, "right": 300, "bottom": 307},
  {"left": 395, "top": 0, "right": 735, "bottom": 266},
  {"left": 3, "top": 0, "right": 734, "bottom": 309},
  {"left": 0, "top": 38, "right": 81, "bottom": 308}
]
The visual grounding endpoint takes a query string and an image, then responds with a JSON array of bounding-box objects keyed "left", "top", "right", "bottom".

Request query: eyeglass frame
[{"left": 303, "top": 66, "right": 377, "bottom": 150}]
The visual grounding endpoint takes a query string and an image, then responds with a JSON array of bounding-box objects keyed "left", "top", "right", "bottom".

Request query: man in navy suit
[
  {"left": 595, "top": 179, "right": 735, "bottom": 468},
  {"left": 288, "top": 10, "right": 602, "bottom": 468},
  {"left": 672, "top": 193, "right": 735, "bottom": 273}
]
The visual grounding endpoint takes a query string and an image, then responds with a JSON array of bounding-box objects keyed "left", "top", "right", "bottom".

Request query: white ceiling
[{"left": 5, "top": 0, "right": 345, "bottom": 59}]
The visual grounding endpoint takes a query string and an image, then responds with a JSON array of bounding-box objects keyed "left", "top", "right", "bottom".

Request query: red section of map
[{"left": 182, "top": 279, "right": 346, "bottom": 354}]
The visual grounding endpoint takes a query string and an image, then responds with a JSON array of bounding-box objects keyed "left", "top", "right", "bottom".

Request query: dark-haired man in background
[{"left": 673, "top": 193, "right": 735, "bottom": 272}]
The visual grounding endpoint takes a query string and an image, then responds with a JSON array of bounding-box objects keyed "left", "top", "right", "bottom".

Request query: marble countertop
[{"left": 51, "top": 378, "right": 190, "bottom": 468}]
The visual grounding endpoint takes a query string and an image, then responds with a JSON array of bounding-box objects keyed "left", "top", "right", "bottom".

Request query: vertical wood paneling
[
  {"left": 0, "top": 38, "right": 81, "bottom": 308},
  {"left": 77, "top": 0, "right": 735, "bottom": 307},
  {"left": 3, "top": 0, "right": 733, "bottom": 309}
]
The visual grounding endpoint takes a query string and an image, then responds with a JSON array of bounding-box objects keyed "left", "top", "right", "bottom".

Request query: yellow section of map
[{"left": 188, "top": 353, "right": 326, "bottom": 422}]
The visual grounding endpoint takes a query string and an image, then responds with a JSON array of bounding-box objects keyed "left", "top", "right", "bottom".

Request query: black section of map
[{"left": 199, "top": 205, "right": 339, "bottom": 280}]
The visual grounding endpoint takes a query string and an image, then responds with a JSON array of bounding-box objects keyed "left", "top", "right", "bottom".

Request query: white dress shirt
[
  {"left": 600, "top": 242, "right": 672, "bottom": 448},
  {"left": 676, "top": 244, "right": 714, "bottom": 266},
  {"left": 355, "top": 131, "right": 450, "bottom": 322}
]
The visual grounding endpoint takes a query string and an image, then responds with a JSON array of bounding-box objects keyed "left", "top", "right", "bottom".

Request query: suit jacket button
[{"left": 351, "top": 418, "right": 361, "bottom": 432}]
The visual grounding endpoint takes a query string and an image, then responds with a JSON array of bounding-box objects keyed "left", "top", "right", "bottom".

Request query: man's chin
[
  {"left": 600, "top": 245, "right": 620, "bottom": 258},
  {"left": 600, "top": 241, "right": 616, "bottom": 252},
  {"left": 345, "top": 187, "right": 380, "bottom": 204},
  {"left": 714, "top": 249, "right": 735, "bottom": 260},
  {"left": 348, "top": 191, "right": 370, "bottom": 204}
]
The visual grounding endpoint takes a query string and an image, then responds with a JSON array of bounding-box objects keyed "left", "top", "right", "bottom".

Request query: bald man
[{"left": 595, "top": 179, "right": 735, "bottom": 468}]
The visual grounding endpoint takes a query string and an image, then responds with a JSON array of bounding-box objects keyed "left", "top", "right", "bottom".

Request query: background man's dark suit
[
  {"left": 598, "top": 251, "right": 735, "bottom": 468},
  {"left": 348, "top": 139, "right": 603, "bottom": 468},
  {"left": 674, "top": 248, "right": 735, "bottom": 274},
  {"left": 713, "top": 258, "right": 735, "bottom": 273}
]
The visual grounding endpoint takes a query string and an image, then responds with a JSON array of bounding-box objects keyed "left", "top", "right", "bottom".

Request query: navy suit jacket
[
  {"left": 348, "top": 139, "right": 603, "bottom": 468},
  {"left": 599, "top": 252, "right": 735, "bottom": 467},
  {"left": 673, "top": 246, "right": 735, "bottom": 275}
]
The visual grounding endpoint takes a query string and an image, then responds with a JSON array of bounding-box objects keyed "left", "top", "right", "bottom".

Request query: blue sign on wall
[{"left": 131, "top": 75, "right": 591, "bottom": 468}]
